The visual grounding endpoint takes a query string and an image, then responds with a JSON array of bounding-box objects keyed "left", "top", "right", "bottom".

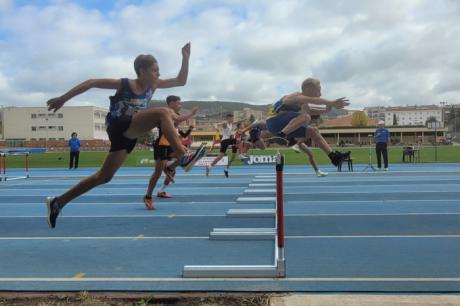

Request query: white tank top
[{"left": 221, "top": 123, "right": 233, "bottom": 140}]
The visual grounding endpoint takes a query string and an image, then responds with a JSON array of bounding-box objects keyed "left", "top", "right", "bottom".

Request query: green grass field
[{"left": 4, "top": 145, "right": 460, "bottom": 168}]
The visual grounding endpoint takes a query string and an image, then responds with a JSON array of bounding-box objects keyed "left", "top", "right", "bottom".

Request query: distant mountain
[{"left": 151, "top": 100, "right": 269, "bottom": 119}]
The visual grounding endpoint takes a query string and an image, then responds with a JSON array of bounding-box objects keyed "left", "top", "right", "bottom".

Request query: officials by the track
[{"left": 374, "top": 120, "right": 390, "bottom": 171}]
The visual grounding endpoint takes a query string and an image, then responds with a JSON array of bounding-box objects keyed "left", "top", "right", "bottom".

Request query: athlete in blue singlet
[
  {"left": 265, "top": 78, "right": 352, "bottom": 166},
  {"left": 45, "top": 43, "right": 206, "bottom": 228}
]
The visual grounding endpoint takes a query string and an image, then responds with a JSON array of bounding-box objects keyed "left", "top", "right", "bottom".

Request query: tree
[
  {"left": 351, "top": 111, "right": 368, "bottom": 127},
  {"left": 249, "top": 114, "right": 255, "bottom": 123},
  {"left": 425, "top": 116, "right": 437, "bottom": 126},
  {"left": 393, "top": 114, "right": 398, "bottom": 126}
]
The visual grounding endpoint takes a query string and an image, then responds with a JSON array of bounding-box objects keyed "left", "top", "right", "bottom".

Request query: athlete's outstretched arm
[
  {"left": 155, "top": 42, "right": 190, "bottom": 89},
  {"left": 47, "top": 79, "right": 120, "bottom": 112}
]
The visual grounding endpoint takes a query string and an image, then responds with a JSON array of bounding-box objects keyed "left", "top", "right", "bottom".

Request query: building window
[
  {"left": 58, "top": 126, "right": 64, "bottom": 131},
  {"left": 58, "top": 113, "right": 63, "bottom": 118},
  {"left": 31, "top": 126, "right": 37, "bottom": 131},
  {"left": 31, "top": 114, "right": 37, "bottom": 119},
  {"left": 38, "top": 113, "right": 46, "bottom": 118},
  {"left": 48, "top": 113, "right": 55, "bottom": 118},
  {"left": 38, "top": 126, "right": 46, "bottom": 131},
  {"left": 59, "top": 138, "right": 65, "bottom": 141},
  {"left": 48, "top": 126, "right": 57, "bottom": 131}
]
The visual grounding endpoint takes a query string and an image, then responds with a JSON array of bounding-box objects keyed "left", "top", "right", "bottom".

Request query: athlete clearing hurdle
[{"left": 45, "top": 43, "right": 206, "bottom": 228}]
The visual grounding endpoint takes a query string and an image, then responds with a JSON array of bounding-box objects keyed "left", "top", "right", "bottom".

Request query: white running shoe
[
  {"left": 316, "top": 170, "right": 328, "bottom": 177},
  {"left": 239, "top": 153, "right": 249, "bottom": 160},
  {"left": 180, "top": 143, "right": 206, "bottom": 172},
  {"left": 384, "top": 168, "right": 389, "bottom": 171},
  {"left": 291, "top": 144, "right": 301, "bottom": 153}
]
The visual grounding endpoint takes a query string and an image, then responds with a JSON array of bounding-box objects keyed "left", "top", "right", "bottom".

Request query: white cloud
[{"left": 0, "top": 0, "right": 459, "bottom": 111}]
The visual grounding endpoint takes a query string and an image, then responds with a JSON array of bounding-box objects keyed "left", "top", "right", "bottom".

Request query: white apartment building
[
  {"left": 385, "top": 105, "right": 442, "bottom": 126},
  {"left": 0, "top": 106, "right": 109, "bottom": 141},
  {"left": 233, "top": 107, "right": 264, "bottom": 122},
  {"left": 364, "top": 106, "right": 386, "bottom": 122}
]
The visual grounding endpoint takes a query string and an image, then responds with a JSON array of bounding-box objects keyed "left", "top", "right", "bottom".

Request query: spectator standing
[
  {"left": 375, "top": 120, "right": 390, "bottom": 170},
  {"left": 68, "top": 132, "right": 81, "bottom": 169}
]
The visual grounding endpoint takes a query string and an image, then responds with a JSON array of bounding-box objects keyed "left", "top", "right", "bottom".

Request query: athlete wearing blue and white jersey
[
  {"left": 44, "top": 43, "right": 207, "bottom": 229},
  {"left": 265, "top": 78, "right": 352, "bottom": 166}
]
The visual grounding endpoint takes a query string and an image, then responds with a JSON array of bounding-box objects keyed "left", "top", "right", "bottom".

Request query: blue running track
[{"left": 1, "top": 163, "right": 460, "bottom": 292}]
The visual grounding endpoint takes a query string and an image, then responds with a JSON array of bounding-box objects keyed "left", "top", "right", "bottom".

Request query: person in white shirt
[{"left": 206, "top": 114, "right": 240, "bottom": 177}]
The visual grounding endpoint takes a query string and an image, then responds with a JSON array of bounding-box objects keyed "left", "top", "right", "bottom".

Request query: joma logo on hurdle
[{"left": 247, "top": 155, "right": 277, "bottom": 165}]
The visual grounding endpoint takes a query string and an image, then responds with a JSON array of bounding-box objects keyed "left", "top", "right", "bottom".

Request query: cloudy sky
[{"left": 1, "top": 0, "right": 459, "bottom": 110}]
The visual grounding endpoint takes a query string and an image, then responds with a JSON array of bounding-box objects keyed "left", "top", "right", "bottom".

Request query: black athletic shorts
[
  {"left": 249, "top": 128, "right": 261, "bottom": 143},
  {"left": 220, "top": 138, "right": 238, "bottom": 154},
  {"left": 153, "top": 144, "right": 173, "bottom": 161},
  {"left": 106, "top": 115, "right": 137, "bottom": 154}
]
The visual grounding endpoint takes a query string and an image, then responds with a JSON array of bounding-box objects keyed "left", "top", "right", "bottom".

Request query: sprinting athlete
[
  {"left": 143, "top": 95, "right": 200, "bottom": 209},
  {"left": 206, "top": 114, "right": 242, "bottom": 178},
  {"left": 265, "top": 78, "right": 350, "bottom": 165},
  {"left": 45, "top": 43, "right": 206, "bottom": 228}
]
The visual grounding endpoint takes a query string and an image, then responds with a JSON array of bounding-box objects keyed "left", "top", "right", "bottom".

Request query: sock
[
  {"left": 159, "top": 185, "right": 167, "bottom": 193},
  {"left": 145, "top": 195, "right": 152, "bottom": 199},
  {"left": 54, "top": 198, "right": 64, "bottom": 209}
]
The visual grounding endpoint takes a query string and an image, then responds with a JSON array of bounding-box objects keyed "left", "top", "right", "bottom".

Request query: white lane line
[
  {"left": 0, "top": 215, "right": 227, "bottom": 218},
  {"left": 282, "top": 190, "right": 460, "bottom": 194},
  {"left": 283, "top": 212, "right": 460, "bottom": 216},
  {"left": 0, "top": 202, "right": 236, "bottom": 206},
  {"left": 2, "top": 212, "right": 460, "bottom": 218},
  {"left": 1, "top": 235, "right": 459, "bottom": 241},
  {"left": 0, "top": 277, "right": 459, "bottom": 282},
  {"left": 287, "top": 235, "right": 460, "bottom": 239},
  {"left": 0, "top": 236, "right": 210, "bottom": 240},
  {"left": 287, "top": 199, "right": 460, "bottom": 203},
  {"left": 2, "top": 199, "right": 459, "bottom": 206}
]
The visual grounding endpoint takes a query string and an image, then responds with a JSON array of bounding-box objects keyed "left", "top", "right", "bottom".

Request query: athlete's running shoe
[
  {"left": 157, "top": 191, "right": 173, "bottom": 198},
  {"left": 224, "top": 169, "right": 229, "bottom": 178},
  {"left": 316, "top": 170, "right": 328, "bottom": 177},
  {"left": 291, "top": 144, "right": 301, "bottom": 153},
  {"left": 143, "top": 195, "right": 154, "bottom": 210},
  {"left": 46, "top": 196, "right": 61, "bottom": 228},
  {"left": 239, "top": 153, "right": 249, "bottom": 160},
  {"left": 180, "top": 143, "right": 207, "bottom": 172}
]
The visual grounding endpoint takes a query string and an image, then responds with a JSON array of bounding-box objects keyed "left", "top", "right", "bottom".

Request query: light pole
[
  {"left": 45, "top": 117, "right": 48, "bottom": 150},
  {"left": 440, "top": 101, "right": 447, "bottom": 123}
]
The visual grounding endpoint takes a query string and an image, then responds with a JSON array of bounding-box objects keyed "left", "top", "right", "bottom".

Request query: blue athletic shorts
[{"left": 266, "top": 111, "right": 308, "bottom": 139}]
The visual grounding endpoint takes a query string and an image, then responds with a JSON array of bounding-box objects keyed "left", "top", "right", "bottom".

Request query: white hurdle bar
[{"left": 183, "top": 153, "right": 286, "bottom": 278}]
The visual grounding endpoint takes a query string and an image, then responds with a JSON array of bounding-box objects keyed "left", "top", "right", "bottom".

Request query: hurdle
[
  {"left": 183, "top": 153, "right": 286, "bottom": 278},
  {"left": 0, "top": 148, "right": 45, "bottom": 181}
]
